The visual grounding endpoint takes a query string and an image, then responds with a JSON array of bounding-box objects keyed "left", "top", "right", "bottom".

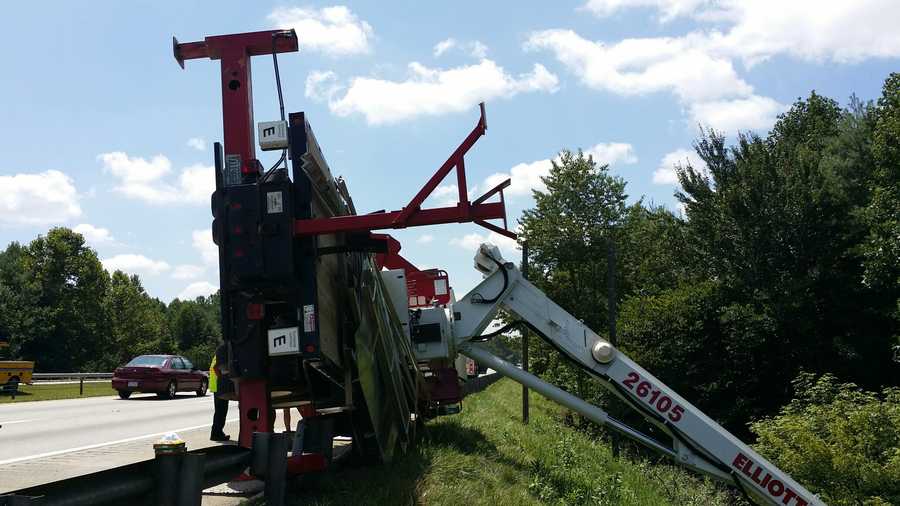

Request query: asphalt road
[{"left": 0, "top": 392, "right": 242, "bottom": 492}]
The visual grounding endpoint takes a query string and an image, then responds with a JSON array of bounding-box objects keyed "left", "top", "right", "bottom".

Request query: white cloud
[
  {"left": 172, "top": 264, "right": 204, "bottom": 280},
  {"left": 538, "top": 1, "right": 900, "bottom": 143},
  {"left": 688, "top": 95, "right": 786, "bottom": 133},
  {"left": 417, "top": 234, "right": 434, "bottom": 244},
  {"left": 483, "top": 142, "right": 636, "bottom": 198},
  {"left": 268, "top": 6, "right": 374, "bottom": 56},
  {"left": 653, "top": 148, "right": 707, "bottom": 185},
  {"left": 582, "top": 0, "right": 710, "bottom": 22},
  {"left": 186, "top": 137, "right": 206, "bottom": 151},
  {"left": 484, "top": 159, "right": 553, "bottom": 198},
  {"left": 469, "top": 41, "right": 488, "bottom": 59},
  {"left": 581, "top": 1, "right": 900, "bottom": 64},
  {"left": 179, "top": 164, "right": 216, "bottom": 204},
  {"left": 307, "top": 60, "right": 558, "bottom": 124},
  {"left": 73, "top": 223, "right": 114, "bottom": 244},
  {"left": 0, "top": 170, "right": 81, "bottom": 226},
  {"left": 526, "top": 30, "right": 750, "bottom": 103},
  {"left": 102, "top": 254, "right": 171, "bottom": 276},
  {"left": 192, "top": 229, "right": 218, "bottom": 266},
  {"left": 306, "top": 70, "right": 342, "bottom": 102},
  {"left": 98, "top": 152, "right": 214, "bottom": 205},
  {"left": 433, "top": 38, "right": 457, "bottom": 57},
  {"left": 433, "top": 38, "right": 488, "bottom": 59},
  {"left": 707, "top": 1, "right": 900, "bottom": 65},
  {"left": 450, "top": 230, "right": 519, "bottom": 261},
  {"left": 177, "top": 281, "right": 218, "bottom": 301},
  {"left": 586, "top": 142, "right": 638, "bottom": 166},
  {"left": 425, "top": 183, "right": 480, "bottom": 207},
  {"left": 524, "top": 28, "right": 790, "bottom": 136}
]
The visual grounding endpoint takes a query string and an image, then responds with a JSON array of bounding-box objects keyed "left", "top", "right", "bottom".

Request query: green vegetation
[
  {"left": 0, "top": 381, "right": 113, "bottom": 403},
  {"left": 0, "top": 228, "right": 222, "bottom": 372},
  {"left": 282, "top": 379, "right": 737, "bottom": 506},
  {"left": 515, "top": 73, "right": 900, "bottom": 502},
  {"left": 751, "top": 373, "right": 900, "bottom": 505}
]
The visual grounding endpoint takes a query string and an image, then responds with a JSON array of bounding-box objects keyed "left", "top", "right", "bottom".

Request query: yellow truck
[
  {"left": 1, "top": 361, "right": 34, "bottom": 393},
  {"left": 0, "top": 336, "right": 34, "bottom": 393}
]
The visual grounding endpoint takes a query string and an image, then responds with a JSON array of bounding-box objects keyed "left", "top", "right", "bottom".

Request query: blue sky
[{"left": 1, "top": 1, "right": 898, "bottom": 302}]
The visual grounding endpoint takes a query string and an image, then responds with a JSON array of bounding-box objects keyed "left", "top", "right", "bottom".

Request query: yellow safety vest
[{"left": 209, "top": 355, "right": 218, "bottom": 393}]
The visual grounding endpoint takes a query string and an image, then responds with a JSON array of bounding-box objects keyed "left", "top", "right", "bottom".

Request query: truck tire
[{"left": 118, "top": 390, "right": 132, "bottom": 399}]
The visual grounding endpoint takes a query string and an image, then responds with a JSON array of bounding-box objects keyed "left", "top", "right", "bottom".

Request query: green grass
[
  {"left": 281, "top": 378, "right": 741, "bottom": 506},
  {"left": 0, "top": 381, "right": 113, "bottom": 403}
]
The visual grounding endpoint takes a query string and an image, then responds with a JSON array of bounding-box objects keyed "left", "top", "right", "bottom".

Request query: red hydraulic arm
[
  {"left": 174, "top": 29, "right": 298, "bottom": 449},
  {"left": 293, "top": 103, "right": 516, "bottom": 241}
]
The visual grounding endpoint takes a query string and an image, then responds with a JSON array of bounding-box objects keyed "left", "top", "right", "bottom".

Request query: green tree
[
  {"left": 617, "top": 203, "right": 689, "bottom": 297},
  {"left": 518, "top": 149, "right": 628, "bottom": 404},
  {"left": 167, "top": 294, "right": 221, "bottom": 370},
  {"left": 862, "top": 73, "right": 900, "bottom": 347},
  {"left": 0, "top": 242, "right": 28, "bottom": 360},
  {"left": 3, "top": 228, "right": 110, "bottom": 371},
  {"left": 104, "top": 271, "right": 174, "bottom": 369},
  {"left": 676, "top": 89, "right": 896, "bottom": 399}
]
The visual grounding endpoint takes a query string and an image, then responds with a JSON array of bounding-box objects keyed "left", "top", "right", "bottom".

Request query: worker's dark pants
[{"left": 211, "top": 393, "right": 229, "bottom": 436}]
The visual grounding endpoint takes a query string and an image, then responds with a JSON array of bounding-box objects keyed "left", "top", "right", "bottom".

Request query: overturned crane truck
[{"left": 172, "top": 29, "right": 820, "bottom": 506}]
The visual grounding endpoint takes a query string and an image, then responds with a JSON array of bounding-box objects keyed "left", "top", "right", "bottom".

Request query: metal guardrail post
[
  {"left": 176, "top": 453, "right": 205, "bottom": 506},
  {"left": 80, "top": 377, "right": 84, "bottom": 396},
  {"left": 265, "top": 433, "right": 288, "bottom": 506}
]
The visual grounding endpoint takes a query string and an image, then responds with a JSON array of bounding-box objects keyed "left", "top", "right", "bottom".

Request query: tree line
[
  {"left": 516, "top": 73, "right": 899, "bottom": 504},
  {"left": 0, "top": 228, "right": 222, "bottom": 372}
]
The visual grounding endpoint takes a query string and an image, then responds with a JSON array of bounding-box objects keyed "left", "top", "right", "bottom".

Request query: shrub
[{"left": 750, "top": 373, "right": 900, "bottom": 505}]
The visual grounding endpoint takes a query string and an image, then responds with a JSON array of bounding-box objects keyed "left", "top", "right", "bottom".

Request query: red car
[{"left": 112, "top": 355, "right": 208, "bottom": 399}]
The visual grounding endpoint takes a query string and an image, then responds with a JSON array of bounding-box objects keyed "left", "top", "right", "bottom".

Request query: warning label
[
  {"left": 267, "top": 326, "right": 299, "bottom": 356},
  {"left": 224, "top": 155, "right": 241, "bottom": 186},
  {"left": 266, "top": 191, "right": 284, "bottom": 214},
  {"left": 303, "top": 305, "right": 316, "bottom": 333}
]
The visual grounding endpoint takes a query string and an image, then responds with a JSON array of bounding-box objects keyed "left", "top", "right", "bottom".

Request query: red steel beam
[
  {"left": 295, "top": 202, "right": 506, "bottom": 236},
  {"left": 294, "top": 103, "right": 516, "bottom": 240},
  {"left": 174, "top": 30, "right": 298, "bottom": 175}
]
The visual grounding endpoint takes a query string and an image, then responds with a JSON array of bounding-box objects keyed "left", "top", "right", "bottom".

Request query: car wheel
[
  {"left": 159, "top": 380, "right": 177, "bottom": 399},
  {"left": 196, "top": 379, "right": 208, "bottom": 397},
  {"left": 118, "top": 390, "right": 132, "bottom": 399}
]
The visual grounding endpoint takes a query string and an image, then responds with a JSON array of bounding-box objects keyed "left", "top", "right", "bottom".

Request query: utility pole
[
  {"left": 521, "top": 242, "right": 530, "bottom": 424},
  {"left": 607, "top": 239, "right": 618, "bottom": 456}
]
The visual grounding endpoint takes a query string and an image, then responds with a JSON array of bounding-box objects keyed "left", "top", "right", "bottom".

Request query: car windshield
[{"left": 125, "top": 356, "right": 167, "bottom": 367}]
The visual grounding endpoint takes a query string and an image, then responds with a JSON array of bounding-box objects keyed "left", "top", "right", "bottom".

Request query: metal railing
[
  {"left": 31, "top": 372, "right": 113, "bottom": 382},
  {"left": 26, "top": 373, "right": 114, "bottom": 397}
]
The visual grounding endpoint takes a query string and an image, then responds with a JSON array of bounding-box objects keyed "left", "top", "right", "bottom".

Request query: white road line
[
  {"left": 0, "top": 419, "right": 36, "bottom": 425},
  {"left": 0, "top": 417, "right": 238, "bottom": 466}
]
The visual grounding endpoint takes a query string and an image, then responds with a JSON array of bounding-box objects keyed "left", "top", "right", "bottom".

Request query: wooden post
[
  {"left": 80, "top": 377, "right": 84, "bottom": 396},
  {"left": 522, "top": 242, "right": 530, "bottom": 425}
]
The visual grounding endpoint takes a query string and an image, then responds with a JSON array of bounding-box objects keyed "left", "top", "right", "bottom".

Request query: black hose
[{"left": 472, "top": 255, "right": 508, "bottom": 304}]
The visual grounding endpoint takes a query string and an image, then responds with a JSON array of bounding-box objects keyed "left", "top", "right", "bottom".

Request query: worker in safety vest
[{"left": 209, "top": 344, "right": 233, "bottom": 441}]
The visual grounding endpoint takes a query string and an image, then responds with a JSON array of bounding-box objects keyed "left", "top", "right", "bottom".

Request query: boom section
[{"left": 452, "top": 244, "right": 822, "bottom": 506}]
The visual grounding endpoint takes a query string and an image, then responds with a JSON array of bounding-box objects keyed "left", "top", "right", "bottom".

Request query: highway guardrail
[{"left": 32, "top": 372, "right": 113, "bottom": 382}]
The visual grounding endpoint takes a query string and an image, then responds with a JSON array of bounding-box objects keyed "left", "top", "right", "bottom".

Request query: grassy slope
[
  {"left": 0, "top": 381, "right": 113, "bottom": 403},
  {"left": 286, "top": 378, "right": 738, "bottom": 506}
]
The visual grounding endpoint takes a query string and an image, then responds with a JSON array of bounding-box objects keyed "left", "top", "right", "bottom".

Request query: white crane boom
[{"left": 449, "top": 244, "right": 822, "bottom": 506}]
